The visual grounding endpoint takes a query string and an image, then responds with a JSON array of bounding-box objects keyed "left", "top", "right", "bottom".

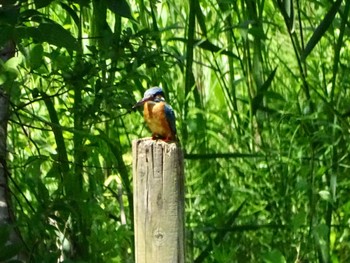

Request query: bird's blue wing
[{"left": 164, "top": 104, "right": 176, "bottom": 136}]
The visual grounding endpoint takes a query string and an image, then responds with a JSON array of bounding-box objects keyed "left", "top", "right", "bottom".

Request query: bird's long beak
[{"left": 132, "top": 96, "right": 151, "bottom": 109}]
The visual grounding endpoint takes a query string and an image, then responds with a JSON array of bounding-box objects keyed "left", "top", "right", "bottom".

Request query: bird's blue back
[{"left": 164, "top": 103, "right": 176, "bottom": 137}]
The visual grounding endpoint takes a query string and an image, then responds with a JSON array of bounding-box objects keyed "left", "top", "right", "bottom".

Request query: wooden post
[{"left": 133, "top": 138, "right": 185, "bottom": 263}]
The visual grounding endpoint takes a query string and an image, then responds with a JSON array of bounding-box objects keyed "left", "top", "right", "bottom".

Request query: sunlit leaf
[
  {"left": 319, "top": 190, "right": 332, "bottom": 202},
  {"left": 284, "top": 0, "right": 295, "bottom": 32},
  {"left": 263, "top": 249, "right": 286, "bottom": 263}
]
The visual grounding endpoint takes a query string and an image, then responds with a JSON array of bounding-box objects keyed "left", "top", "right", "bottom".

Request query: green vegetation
[{"left": 1, "top": 0, "right": 350, "bottom": 262}]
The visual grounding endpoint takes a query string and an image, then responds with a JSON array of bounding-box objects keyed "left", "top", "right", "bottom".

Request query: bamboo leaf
[
  {"left": 197, "top": 39, "right": 239, "bottom": 58},
  {"left": 301, "top": 0, "right": 342, "bottom": 61},
  {"left": 19, "top": 9, "right": 44, "bottom": 23},
  {"left": 42, "top": 92, "right": 70, "bottom": 177},
  {"left": 170, "top": 37, "right": 239, "bottom": 59},
  {"left": 34, "top": 0, "right": 54, "bottom": 9},
  {"left": 252, "top": 67, "right": 278, "bottom": 115},
  {"left": 37, "top": 23, "right": 78, "bottom": 51},
  {"left": 105, "top": 0, "right": 133, "bottom": 20},
  {"left": 195, "top": 1, "right": 207, "bottom": 36},
  {"left": 284, "top": 0, "right": 295, "bottom": 32},
  {"left": 60, "top": 2, "right": 80, "bottom": 27},
  {"left": 29, "top": 44, "right": 43, "bottom": 69},
  {"left": 17, "top": 22, "right": 79, "bottom": 51}
]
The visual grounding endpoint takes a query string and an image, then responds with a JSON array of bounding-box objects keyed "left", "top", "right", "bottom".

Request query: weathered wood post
[{"left": 133, "top": 138, "right": 185, "bottom": 263}]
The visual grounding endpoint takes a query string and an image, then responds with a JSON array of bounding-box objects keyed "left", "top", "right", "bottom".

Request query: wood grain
[{"left": 133, "top": 138, "right": 185, "bottom": 263}]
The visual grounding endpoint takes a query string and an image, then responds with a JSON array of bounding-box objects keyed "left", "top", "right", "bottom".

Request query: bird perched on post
[{"left": 133, "top": 87, "right": 177, "bottom": 142}]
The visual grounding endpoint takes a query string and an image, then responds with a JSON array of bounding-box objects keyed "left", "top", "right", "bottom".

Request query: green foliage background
[{"left": 1, "top": 0, "right": 350, "bottom": 262}]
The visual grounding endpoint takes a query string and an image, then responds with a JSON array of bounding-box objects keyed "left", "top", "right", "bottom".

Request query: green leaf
[
  {"left": 1, "top": 57, "right": 21, "bottom": 83},
  {"left": 248, "top": 27, "right": 267, "bottom": 39},
  {"left": 34, "top": 0, "right": 54, "bottom": 9},
  {"left": 25, "top": 156, "right": 46, "bottom": 176},
  {"left": 3, "top": 56, "right": 21, "bottom": 73},
  {"left": 46, "top": 163, "right": 60, "bottom": 178},
  {"left": 263, "top": 249, "right": 286, "bottom": 263},
  {"left": 171, "top": 37, "right": 239, "bottom": 59},
  {"left": 266, "top": 91, "right": 285, "bottom": 102},
  {"left": 60, "top": 3, "right": 80, "bottom": 27},
  {"left": 314, "top": 224, "right": 330, "bottom": 263},
  {"left": 284, "top": 0, "right": 295, "bottom": 32},
  {"left": 37, "top": 179, "right": 50, "bottom": 204},
  {"left": 252, "top": 67, "right": 277, "bottom": 115},
  {"left": 195, "top": 1, "right": 207, "bottom": 36},
  {"left": 19, "top": 9, "right": 43, "bottom": 21},
  {"left": 319, "top": 190, "right": 332, "bottom": 202},
  {"left": 29, "top": 44, "right": 43, "bottom": 69},
  {"left": 38, "top": 23, "right": 78, "bottom": 51},
  {"left": 291, "top": 211, "right": 307, "bottom": 229},
  {"left": 301, "top": 0, "right": 342, "bottom": 61},
  {"left": 105, "top": 0, "right": 133, "bottom": 19},
  {"left": 196, "top": 39, "right": 239, "bottom": 58},
  {"left": 17, "top": 23, "right": 78, "bottom": 51},
  {"left": 71, "top": 0, "right": 90, "bottom": 7}
]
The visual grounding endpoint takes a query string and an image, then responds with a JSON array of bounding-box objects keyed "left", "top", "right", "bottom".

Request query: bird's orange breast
[{"left": 143, "top": 101, "right": 174, "bottom": 139}]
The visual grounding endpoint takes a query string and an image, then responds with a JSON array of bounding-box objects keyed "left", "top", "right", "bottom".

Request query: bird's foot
[
  {"left": 151, "top": 134, "right": 173, "bottom": 142},
  {"left": 162, "top": 136, "right": 175, "bottom": 142}
]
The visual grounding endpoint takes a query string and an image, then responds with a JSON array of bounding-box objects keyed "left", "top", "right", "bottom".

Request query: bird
[{"left": 133, "top": 87, "right": 177, "bottom": 141}]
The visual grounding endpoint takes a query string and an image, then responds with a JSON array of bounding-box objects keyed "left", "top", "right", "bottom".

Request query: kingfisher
[{"left": 133, "top": 87, "right": 177, "bottom": 141}]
